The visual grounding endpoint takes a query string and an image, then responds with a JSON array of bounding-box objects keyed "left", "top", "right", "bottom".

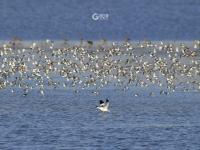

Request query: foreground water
[{"left": 0, "top": 88, "right": 200, "bottom": 149}]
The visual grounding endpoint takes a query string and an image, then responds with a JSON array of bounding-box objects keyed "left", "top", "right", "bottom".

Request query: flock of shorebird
[{"left": 0, "top": 39, "right": 200, "bottom": 99}]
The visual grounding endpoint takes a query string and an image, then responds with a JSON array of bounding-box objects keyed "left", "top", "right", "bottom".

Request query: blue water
[
  {"left": 0, "top": 88, "right": 200, "bottom": 149},
  {"left": 0, "top": 0, "right": 200, "bottom": 40},
  {"left": 1, "top": 1, "right": 200, "bottom": 149}
]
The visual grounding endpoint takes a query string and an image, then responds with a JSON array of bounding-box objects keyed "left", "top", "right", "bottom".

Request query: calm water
[
  {"left": 0, "top": 0, "right": 200, "bottom": 40},
  {"left": 1, "top": 0, "right": 200, "bottom": 149},
  {"left": 0, "top": 88, "right": 200, "bottom": 149}
]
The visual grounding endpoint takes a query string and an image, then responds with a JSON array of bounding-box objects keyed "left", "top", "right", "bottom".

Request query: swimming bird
[{"left": 97, "top": 99, "right": 110, "bottom": 112}]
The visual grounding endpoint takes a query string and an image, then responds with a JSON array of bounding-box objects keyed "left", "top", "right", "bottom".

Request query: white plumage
[{"left": 97, "top": 99, "right": 110, "bottom": 112}]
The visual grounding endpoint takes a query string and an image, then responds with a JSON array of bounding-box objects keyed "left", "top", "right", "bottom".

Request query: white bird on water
[{"left": 97, "top": 99, "right": 110, "bottom": 112}]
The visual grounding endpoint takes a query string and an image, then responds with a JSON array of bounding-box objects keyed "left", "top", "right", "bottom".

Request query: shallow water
[{"left": 0, "top": 88, "right": 200, "bottom": 149}]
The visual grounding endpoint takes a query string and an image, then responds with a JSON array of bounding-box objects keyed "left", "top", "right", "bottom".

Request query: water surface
[
  {"left": 0, "top": 88, "right": 200, "bottom": 149},
  {"left": 0, "top": 0, "right": 200, "bottom": 40}
]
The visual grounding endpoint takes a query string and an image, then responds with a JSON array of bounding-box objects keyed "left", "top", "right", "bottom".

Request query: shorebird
[{"left": 97, "top": 99, "right": 110, "bottom": 112}]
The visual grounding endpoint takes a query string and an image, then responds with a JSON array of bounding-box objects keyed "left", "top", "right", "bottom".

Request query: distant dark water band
[{"left": 0, "top": 0, "right": 200, "bottom": 40}]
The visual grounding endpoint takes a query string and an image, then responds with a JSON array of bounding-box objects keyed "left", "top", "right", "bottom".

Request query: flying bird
[{"left": 97, "top": 99, "right": 110, "bottom": 112}]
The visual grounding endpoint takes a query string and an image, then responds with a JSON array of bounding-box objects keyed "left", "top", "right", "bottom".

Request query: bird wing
[
  {"left": 99, "top": 100, "right": 104, "bottom": 104},
  {"left": 105, "top": 99, "right": 109, "bottom": 108},
  {"left": 105, "top": 101, "right": 109, "bottom": 108},
  {"left": 99, "top": 100, "right": 105, "bottom": 107}
]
